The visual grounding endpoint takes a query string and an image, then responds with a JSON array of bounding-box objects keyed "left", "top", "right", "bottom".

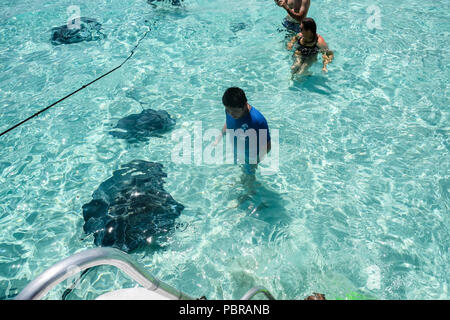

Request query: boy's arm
[
  {"left": 213, "top": 123, "right": 227, "bottom": 146},
  {"left": 257, "top": 121, "right": 271, "bottom": 163},
  {"left": 258, "top": 140, "right": 271, "bottom": 164}
]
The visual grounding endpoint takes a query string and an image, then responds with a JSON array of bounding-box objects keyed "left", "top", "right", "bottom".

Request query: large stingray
[
  {"left": 51, "top": 17, "right": 106, "bottom": 45},
  {"left": 109, "top": 109, "right": 176, "bottom": 142},
  {"left": 82, "top": 160, "right": 184, "bottom": 252}
]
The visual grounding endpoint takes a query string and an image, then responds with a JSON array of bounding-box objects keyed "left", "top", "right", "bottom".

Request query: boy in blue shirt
[{"left": 218, "top": 87, "right": 271, "bottom": 175}]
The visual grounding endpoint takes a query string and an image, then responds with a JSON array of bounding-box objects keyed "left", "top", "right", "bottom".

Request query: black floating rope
[{"left": 0, "top": 27, "right": 151, "bottom": 138}]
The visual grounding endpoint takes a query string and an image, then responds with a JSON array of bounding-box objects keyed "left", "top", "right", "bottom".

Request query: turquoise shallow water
[{"left": 0, "top": 0, "right": 449, "bottom": 299}]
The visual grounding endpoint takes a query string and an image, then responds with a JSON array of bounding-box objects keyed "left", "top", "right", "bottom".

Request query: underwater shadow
[
  {"left": 235, "top": 176, "right": 291, "bottom": 229},
  {"left": 289, "top": 74, "right": 334, "bottom": 95}
]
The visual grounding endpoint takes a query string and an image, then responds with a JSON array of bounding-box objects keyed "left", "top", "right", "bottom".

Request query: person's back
[{"left": 226, "top": 105, "right": 270, "bottom": 165}]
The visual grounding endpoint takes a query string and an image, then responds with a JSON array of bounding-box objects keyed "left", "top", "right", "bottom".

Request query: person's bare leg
[
  {"left": 294, "top": 56, "right": 317, "bottom": 76},
  {"left": 291, "top": 55, "right": 303, "bottom": 75}
]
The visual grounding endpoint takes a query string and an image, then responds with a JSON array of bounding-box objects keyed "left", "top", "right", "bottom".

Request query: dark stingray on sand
[
  {"left": 109, "top": 109, "right": 176, "bottom": 142},
  {"left": 82, "top": 160, "right": 184, "bottom": 252},
  {"left": 51, "top": 17, "right": 106, "bottom": 45}
]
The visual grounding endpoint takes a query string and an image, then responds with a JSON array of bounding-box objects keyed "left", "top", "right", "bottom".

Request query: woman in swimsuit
[{"left": 287, "top": 17, "right": 334, "bottom": 76}]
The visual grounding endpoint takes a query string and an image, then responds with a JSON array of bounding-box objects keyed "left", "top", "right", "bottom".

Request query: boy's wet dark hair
[
  {"left": 222, "top": 87, "right": 247, "bottom": 109},
  {"left": 301, "top": 17, "right": 317, "bottom": 36}
]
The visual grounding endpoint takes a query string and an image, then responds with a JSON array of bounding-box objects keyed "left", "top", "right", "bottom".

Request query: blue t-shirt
[{"left": 225, "top": 105, "right": 270, "bottom": 164}]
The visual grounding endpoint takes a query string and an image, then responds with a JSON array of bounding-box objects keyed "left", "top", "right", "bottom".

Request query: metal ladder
[{"left": 15, "top": 247, "right": 275, "bottom": 300}]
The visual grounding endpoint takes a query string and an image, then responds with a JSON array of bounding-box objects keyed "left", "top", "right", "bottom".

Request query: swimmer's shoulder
[
  {"left": 250, "top": 107, "right": 269, "bottom": 127},
  {"left": 317, "top": 34, "right": 328, "bottom": 49}
]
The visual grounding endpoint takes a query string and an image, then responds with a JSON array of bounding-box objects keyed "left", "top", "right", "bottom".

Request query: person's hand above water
[{"left": 318, "top": 36, "right": 334, "bottom": 73}]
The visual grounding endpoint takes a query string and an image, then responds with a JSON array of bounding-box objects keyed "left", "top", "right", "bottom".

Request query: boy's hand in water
[
  {"left": 212, "top": 135, "right": 222, "bottom": 147},
  {"left": 322, "top": 67, "right": 328, "bottom": 73},
  {"left": 212, "top": 123, "right": 227, "bottom": 146}
]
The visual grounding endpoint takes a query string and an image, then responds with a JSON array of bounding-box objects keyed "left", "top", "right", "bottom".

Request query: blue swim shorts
[{"left": 282, "top": 18, "right": 301, "bottom": 33}]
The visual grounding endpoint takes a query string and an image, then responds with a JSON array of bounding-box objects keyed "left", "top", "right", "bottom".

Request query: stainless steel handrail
[
  {"left": 15, "top": 247, "right": 193, "bottom": 300},
  {"left": 240, "top": 286, "right": 276, "bottom": 300}
]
